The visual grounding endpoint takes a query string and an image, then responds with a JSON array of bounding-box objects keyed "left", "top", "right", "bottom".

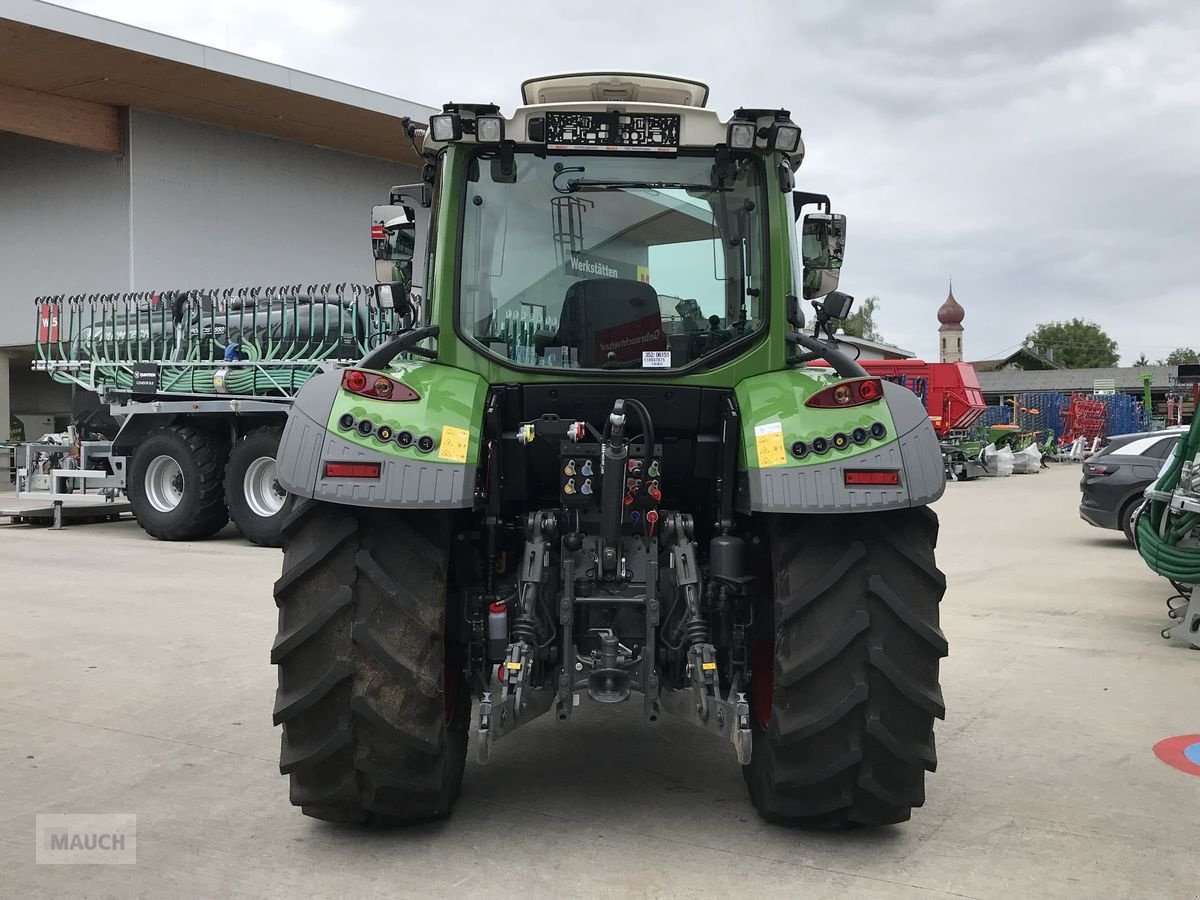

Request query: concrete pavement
[{"left": 0, "top": 466, "right": 1195, "bottom": 899}]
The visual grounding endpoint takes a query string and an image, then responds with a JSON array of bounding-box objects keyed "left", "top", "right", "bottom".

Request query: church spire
[{"left": 937, "top": 278, "right": 964, "bottom": 362}]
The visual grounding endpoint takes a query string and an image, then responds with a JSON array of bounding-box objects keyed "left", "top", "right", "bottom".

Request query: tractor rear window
[{"left": 457, "top": 151, "right": 765, "bottom": 370}]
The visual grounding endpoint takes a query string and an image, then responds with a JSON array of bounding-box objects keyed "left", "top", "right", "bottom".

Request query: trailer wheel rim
[
  {"left": 244, "top": 456, "right": 285, "bottom": 519},
  {"left": 145, "top": 455, "right": 185, "bottom": 513}
]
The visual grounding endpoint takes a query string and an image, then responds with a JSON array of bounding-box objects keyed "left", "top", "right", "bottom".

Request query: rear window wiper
[
  {"left": 551, "top": 165, "right": 728, "bottom": 195},
  {"left": 564, "top": 180, "right": 727, "bottom": 193}
]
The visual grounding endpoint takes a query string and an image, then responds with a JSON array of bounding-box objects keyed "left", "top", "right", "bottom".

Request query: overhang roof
[
  {"left": 975, "top": 366, "right": 1178, "bottom": 394},
  {"left": 0, "top": 0, "right": 434, "bottom": 163}
]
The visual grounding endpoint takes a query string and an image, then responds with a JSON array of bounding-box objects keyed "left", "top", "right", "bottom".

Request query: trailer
[
  {"left": 29, "top": 281, "right": 404, "bottom": 545},
  {"left": 858, "top": 360, "right": 987, "bottom": 480}
]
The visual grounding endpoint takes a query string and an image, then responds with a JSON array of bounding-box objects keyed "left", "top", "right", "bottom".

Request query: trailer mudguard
[
  {"left": 275, "top": 362, "right": 486, "bottom": 508},
  {"left": 734, "top": 371, "right": 945, "bottom": 513}
]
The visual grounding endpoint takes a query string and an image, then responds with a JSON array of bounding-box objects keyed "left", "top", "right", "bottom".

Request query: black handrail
[
  {"left": 786, "top": 331, "right": 869, "bottom": 378},
  {"left": 358, "top": 325, "right": 439, "bottom": 369}
]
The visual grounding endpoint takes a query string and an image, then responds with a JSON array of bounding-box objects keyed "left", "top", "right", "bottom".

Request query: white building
[{"left": 0, "top": 0, "right": 432, "bottom": 440}]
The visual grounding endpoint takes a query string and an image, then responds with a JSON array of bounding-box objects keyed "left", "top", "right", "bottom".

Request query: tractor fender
[
  {"left": 276, "top": 363, "right": 485, "bottom": 509},
  {"left": 734, "top": 370, "right": 945, "bottom": 513}
]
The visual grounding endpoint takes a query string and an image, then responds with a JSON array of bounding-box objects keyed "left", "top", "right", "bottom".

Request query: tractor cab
[{"left": 383, "top": 72, "right": 849, "bottom": 377}]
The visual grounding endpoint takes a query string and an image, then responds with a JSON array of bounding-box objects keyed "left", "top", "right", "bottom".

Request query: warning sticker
[
  {"left": 754, "top": 422, "right": 788, "bottom": 468},
  {"left": 642, "top": 350, "right": 672, "bottom": 368},
  {"left": 438, "top": 425, "right": 470, "bottom": 463}
]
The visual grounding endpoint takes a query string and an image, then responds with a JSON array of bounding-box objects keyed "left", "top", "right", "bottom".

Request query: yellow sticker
[
  {"left": 754, "top": 422, "right": 788, "bottom": 468},
  {"left": 701, "top": 662, "right": 718, "bottom": 671},
  {"left": 438, "top": 425, "right": 470, "bottom": 463},
  {"left": 505, "top": 661, "right": 523, "bottom": 670}
]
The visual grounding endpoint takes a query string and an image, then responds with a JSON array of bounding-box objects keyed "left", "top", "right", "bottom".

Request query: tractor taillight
[
  {"left": 805, "top": 378, "right": 885, "bottom": 409},
  {"left": 844, "top": 469, "right": 901, "bottom": 486},
  {"left": 341, "top": 369, "right": 420, "bottom": 402},
  {"left": 324, "top": 462, "right": 382, "bottom": 479},
  {"left": 371, "top": 223, "right": 385, "bottom": 240}
]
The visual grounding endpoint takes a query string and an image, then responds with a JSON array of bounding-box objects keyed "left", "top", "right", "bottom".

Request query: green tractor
[{"left": 270, "top": 73, "right": 948, "bottom": 828}]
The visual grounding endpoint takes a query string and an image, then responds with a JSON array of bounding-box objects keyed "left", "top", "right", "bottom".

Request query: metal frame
[{"left": 15, "top": 440, "right": 124, "bottom": 502}]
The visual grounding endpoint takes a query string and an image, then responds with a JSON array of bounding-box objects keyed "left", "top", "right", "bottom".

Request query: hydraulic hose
[{"left": 1137, "top": 414, "right": 1200, "bottom": 582}]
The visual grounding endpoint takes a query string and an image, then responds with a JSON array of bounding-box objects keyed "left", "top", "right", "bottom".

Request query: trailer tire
[
  {"left": 225, "top": 426, "right": 286, "bottom": 547},
  {"left": 272, "top": 498, "right": 470, "bottom": 825},
  {"left": 744, "top": 507, "right": 947, "bottom": 827},
  {"left": 127, "top": 425, "right": 229, "bottom": 541}
]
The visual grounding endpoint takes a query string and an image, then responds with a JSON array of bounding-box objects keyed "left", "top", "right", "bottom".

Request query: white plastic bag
[
  {"left": 1012, "top": 443, "right": 1042, "bottom": 474},
  {"left": 982, "top": 443, "right": 1015, "bottom": 477}
]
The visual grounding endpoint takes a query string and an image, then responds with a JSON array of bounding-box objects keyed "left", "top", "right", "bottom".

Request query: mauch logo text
[{"left": 36, "top": 814, "right": 137, "bottom": 864}]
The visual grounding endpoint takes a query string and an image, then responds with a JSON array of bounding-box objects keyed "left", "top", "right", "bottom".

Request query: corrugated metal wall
[
  {"left": 127, "top": 110, "right": 415, "bottom": 290},
  {"left": 0, "top": 131, "right": 130, "bottom": 347}
]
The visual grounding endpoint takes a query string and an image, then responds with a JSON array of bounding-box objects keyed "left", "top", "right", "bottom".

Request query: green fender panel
[
  {"left": 326, "top": 362, "right": 487, "bottom": 465},
  {"left": 734, "top": 369, "right": 897, "bottom": 470}
]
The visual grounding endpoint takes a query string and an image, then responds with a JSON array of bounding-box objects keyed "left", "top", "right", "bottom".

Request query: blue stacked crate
[
  {"left": 982, "top": 405, "right": 1012, "bottom": 427},
  {"left": 1017, "top": 392, "right": 1067, "bottom": 444},
  {"left": 1098, "top": 393, "right": 1146, "bottom": 436}
]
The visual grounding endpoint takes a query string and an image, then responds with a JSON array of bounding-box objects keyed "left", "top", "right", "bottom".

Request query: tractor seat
[{"left": 553, "top": 278, "right": 667, "bottom": 367}]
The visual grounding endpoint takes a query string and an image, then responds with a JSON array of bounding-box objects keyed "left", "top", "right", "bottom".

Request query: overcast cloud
[{"left": 49, "top": 0, "right": 1200, "bottom": 363}]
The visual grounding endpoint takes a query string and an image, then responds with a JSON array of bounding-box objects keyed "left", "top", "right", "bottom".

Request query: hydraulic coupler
[{"left": 599, "top": 400, "right": 628, "bottom": 579}]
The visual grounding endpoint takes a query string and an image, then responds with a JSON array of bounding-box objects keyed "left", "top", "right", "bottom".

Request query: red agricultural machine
[{"left": 858, "top": 360, "right": 986, "bottom": 438}]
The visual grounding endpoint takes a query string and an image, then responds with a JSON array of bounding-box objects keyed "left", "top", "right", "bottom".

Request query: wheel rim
[
  {"left": 244, "top": 456, "right": 285, "bottom": 518},
  {"left": 145, "top": 455, "right": 185, "bottom": 513}
]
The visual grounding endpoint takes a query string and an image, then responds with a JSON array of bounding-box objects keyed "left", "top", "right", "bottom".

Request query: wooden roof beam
[{"left": 0, "top": 81, "right": 122, "bottom": 153}]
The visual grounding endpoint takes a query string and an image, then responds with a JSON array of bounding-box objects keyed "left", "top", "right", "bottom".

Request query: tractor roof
[{"left": 520, "top": 73, "right": 709, "bottom": 108}]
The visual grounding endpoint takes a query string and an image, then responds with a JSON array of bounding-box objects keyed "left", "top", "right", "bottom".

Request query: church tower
[{"left": 937, "top": 280, "right": 964, "bottom": 363}]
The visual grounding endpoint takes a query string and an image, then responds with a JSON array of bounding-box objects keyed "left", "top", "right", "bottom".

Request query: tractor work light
[
  {"left": 727, "top": 120, "right": 756, "bottom": 149},
  {"left": 475, "top": 115, "right": 505, "bottom": 143},
  {"left": 341, "top": 369, "right": 420, "bottom": 402},
  {"left": 324, "top": 461, "right": 382, "bottom": 479},
  {"left": 805, "top": 378, "right": 885, "bottom": 409},
  {"left": 430, "top": 113, "right": 462, "bottom": 142},
  {"left": 768, "top": 121, "right": 802, "bottom": 153}
]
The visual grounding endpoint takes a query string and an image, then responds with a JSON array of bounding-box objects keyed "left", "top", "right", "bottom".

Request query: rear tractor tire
[
  {"left": 126, "top": 424, "right": 229, "bottom": 541},
  {"left": 744, "top": 507, "right": 948, "bottom": 827},
  {"left": 225, "top": 426, "right": 286, "bottom": 547},
  {"left": 272, "top": 499, "right": 470, "bottom": 825}
]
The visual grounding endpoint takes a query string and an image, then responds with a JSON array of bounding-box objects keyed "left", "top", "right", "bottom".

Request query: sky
[{"left": 47, "top": 0, "right": 1200, "bottom": 363}]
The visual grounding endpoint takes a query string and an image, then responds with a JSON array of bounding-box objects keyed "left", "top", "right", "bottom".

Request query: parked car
[{"left": 1079, "top": 427, "right": 1187, "bottom": 545}]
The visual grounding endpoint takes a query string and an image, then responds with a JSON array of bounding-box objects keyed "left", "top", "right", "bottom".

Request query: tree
[
  {"left": 1163, "top": 347, "right": 1199, "bottom": 365},
  {"left": 1023, "top": 319, "right": 1118, "bottom": 368},
  {"left": 1133, "top": 353, "right": 1150, "bottom": 366},
  {"left": 842, "top": 295, "right": 882, "bottom": 341}
]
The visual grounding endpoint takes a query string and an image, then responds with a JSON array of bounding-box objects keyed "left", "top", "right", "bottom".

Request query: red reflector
[
  {"left": 324, "top": 462, "right": 382, "bottom": 479},
  {"left": 844, "top": 469, "right": 900, "bottom": 486},
  {"left": 344, "top": 370, "right": 367, "bottom": 392},
  {"left": 371, "top": 223, "right": 385, "bottom": 240}
]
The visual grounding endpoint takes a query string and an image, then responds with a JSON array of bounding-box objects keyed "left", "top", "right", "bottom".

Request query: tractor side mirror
[
  {"left": 801, "top": 212, "right": 846, "bottom": 300},
  {"left": 372, "top": 205, "right": 416, "bottom": 262}
]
